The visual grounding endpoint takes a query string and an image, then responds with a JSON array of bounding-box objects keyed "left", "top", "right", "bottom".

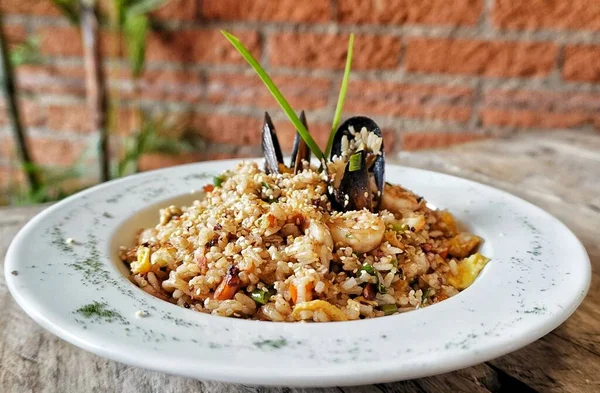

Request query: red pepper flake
[{"left": 203, "top": 184, "right": 215, "bottom": 192}]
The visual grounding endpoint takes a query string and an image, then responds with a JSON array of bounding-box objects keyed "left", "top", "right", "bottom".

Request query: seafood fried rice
[{"left": 120, "top": 160, "right": 488, "bottom": 322}]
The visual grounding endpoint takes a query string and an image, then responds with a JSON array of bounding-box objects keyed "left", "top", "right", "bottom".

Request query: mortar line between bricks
[
  {"left": 8, "top": 12, "right": 600, "bottom": 45},
  {"left": 35, "top": 54, "right": 600, "bottom": 93},
  {"left": 148, "top": 20, "right": 600, "bottom": 45}
]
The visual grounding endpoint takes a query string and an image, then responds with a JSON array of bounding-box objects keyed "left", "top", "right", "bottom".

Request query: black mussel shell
[
  {"left": 262, "top": 112, "right": 284, "bottom": 175},
  {"left": 331, "top": 150, "right": 372, "bottom": 211},
  {"left": 290, "top": 111, "right": 311, "bottom": 173},
  {"left": 328, "top": 116, "right": 385, "bottom": 211}
]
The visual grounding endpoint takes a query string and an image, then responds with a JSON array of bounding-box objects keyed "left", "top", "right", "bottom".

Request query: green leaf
[
  {"left": 348, "top": 152, "right": 362, "bottom": 172},
  {"left": 325, "top": 33, "right": 354, "bottom": 158},
  {"left": 51, "top": 0, "right": 80, "bottom": 24},
  {"left": 123, "top": 13, "right": 149, "bottom": 77},
  {"left": 127, "top": 0, "right": 167, "bottom": 16},
  {"left": 221, "top": 30, "right": 324, "bottom": 160},
  {"left": 381, "top": 304, "right": 398, "bottom": 315},
  {"left": 10, "top": 37, "right": 42, "bottom": 67}
]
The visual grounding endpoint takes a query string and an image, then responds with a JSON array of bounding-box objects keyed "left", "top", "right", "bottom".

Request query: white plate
[{"left": 5, "top": 160, "right": 590, "bottom": 387}]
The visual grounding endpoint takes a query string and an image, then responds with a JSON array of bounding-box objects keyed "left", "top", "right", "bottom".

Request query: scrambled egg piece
[
  {"left": 447, "top": 253, "right": 489, "bottom": 290},
  {"left": 291, "top": 300, "right": 349, "bottom": 321},
  {"left": 131, "top": 246, "right": 151, "bottom": 274},
  {"left": 448, "top": 232, "right": 481, "bottom": 258}
]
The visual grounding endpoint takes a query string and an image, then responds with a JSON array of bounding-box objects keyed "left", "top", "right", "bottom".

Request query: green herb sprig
[
  {"left": 221, "top": 30, "right": 324, "bottom": 159},
  {"left": 325, "top": 33, "right": 355, "bottom": 158}
]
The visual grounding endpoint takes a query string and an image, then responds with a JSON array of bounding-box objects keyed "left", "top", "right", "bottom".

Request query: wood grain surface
[{"left": 1, "top": 131, "right": 598, "bottom": 393}]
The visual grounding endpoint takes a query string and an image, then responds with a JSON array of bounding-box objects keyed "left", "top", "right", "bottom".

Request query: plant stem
[
  {"left": 80, "top": 1, "right": 109, "bottom": 182},
  {"left": 0, "top": 12, "right": 40, "bottom": 192}
]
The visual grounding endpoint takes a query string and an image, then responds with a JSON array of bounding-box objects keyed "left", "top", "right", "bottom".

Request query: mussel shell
[
  {"left": 329, "top": 116, "right": 385, "bottom": 211},
  {"left": 290, "top": 111, "right": 311, "bottom": 173},
  {"left": 262, "top": 112, "right": 284, "bottom": 175},
  {"left": 331, "top": 150, "right": 372, "bottom": 211}
]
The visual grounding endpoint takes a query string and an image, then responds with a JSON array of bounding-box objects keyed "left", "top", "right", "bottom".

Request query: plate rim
[{"left": 4, "top": 159, "right": 592, "bottom": 386}]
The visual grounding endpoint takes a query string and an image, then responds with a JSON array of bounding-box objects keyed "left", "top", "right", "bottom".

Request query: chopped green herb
[
  {"left": 261, "top": 181, "right": 271, "bottom": 190},
  {"left": 213, "top": 175, "right": 225, "bottom": 187},
  {"left": 377, "top": 279, "right": 387, "bottom": 294},
  {"left": 392, "top": 223, "right": 409, "bottom": 232},
  {"left": 359, "top": 263, "right": 375, "bottom": 275},
  {"left": 381, "top": 304, "right": 398, "bottom": 315},
  {"left": 391, "top": 258, "right": 398, "bottom": 269},
  {"left": 251, "top": 288, "right": 274, "bottom": 305},
  {"left": 421, "top": 288, "right": 432, "bottom": 304},
  {"left": 325, "top": 33, "right": 355, "bottom": 158},
  {"left": 221, "top": 30, "right": 324, "bottom": 159},
  {"left": 348, "top": 152, "right": 362, "bottom": 172},
  {"left": 345, "top": 232, "right": 353, "bottom": 238},
  {"left": 76, "top": 301, "right": 117, "bottom": 319}
]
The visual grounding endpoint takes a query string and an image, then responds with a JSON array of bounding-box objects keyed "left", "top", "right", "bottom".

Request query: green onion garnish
[
  {"left": 391, "top": 223, "right": 409, "bottom": 232},
  {"left": 381, "top": 304, "right": 398, "bottom": 315},
  {"left": 250, "top": 288, "right": 274, "bottom": 305},
  {"left": 325, "top": 33, "right": 355, "bottom": 158},
  {"left": 348, "top": 152, "right": 362, "bottom": 172},
  {"left": 359, "top": 263, "right": 375, "bottom": 275},
  {"left": 261, "top": 181, "right": 271, "bottom": 189},
  {"left": 213, "top": 176, "right": 225, "bottom": 187},
  {"left": 221, "top": 30, "right": 324, "bottom": 159},
  {"left": 421, "top": 288, "right": 432, "bottom": 305},
  {"left": 391, "top": 258, "right": 398, "bottom": 269},
  {"left": 377, "top": 279, "right": 387, "bottom": 294}
]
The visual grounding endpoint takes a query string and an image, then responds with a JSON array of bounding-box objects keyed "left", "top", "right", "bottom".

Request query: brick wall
[{"left": 1, "top": 0, "right": 600, "bottom": 186}]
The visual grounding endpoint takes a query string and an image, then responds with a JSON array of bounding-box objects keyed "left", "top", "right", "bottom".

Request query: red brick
[
  {"left": 29, "top": 138, "right": 84, "bottom": 166},
  {"left": 138, "top": 152, "right": 203, "bottom": 171},
  {"left": 4, "top": 24, "right": 27, "bottom": 45},
  {"left": 339, "top": 0, "right": 482, "bottom": 26},
  {"left": 208, "top": 74, "right": 331, "bottom": 110},
  {"left": 191, "top": 114, "right": 263, "bottom": 146},
  {"left": 151, "top": 0, "right": 199, "bottom": 21},
  {"left": 344, "top": 81, "right": 473, "bottom": 122},
  {"left": 137, "top": 69, "right": 205, "bottom": 103},
  {"left": 48, "top": 105, "right": 93, "bottom": 133},
  {"left": 146, "top": 29, "right": 260, "bottom": 65},
  {"left": 402, "top": 132, "right": 488, "bottom": 151},
  {"left": 493, "top": 0, "right": 600, "bottom": 31},
  {"left": 563, "top": 46, "right": 600, "bottom": 82},
  {"left": 0, "top": 166, "right": 25, "bottom": 190},
  {"left": 269, "top": 32, "right": 401, "bottom": 70},
  {"left": 1, "top": 136, "right": 84, "bottom": 167},
  {"left": 202, "top": 0, "right": 330, "bottom": 22},
  {"left": 272, "top": 119, "right": 332, "bottom": 153},
  {"left": 37, "top": 26, "right": 121, "bottom": 57},
  {"left": 405, "top": 38, "right": 557, "bottom": 77},
  {"left": 481, "top": 89, "right": 600, "bottom": 129},
  {"left": 0, "top": 99, "right": 48, "bottom": 128},
  {"left": 0, "top": 0, "right": 60, "bottom": 16},
  {"left": 16, "top": 64, "right": 87, "bottom": 97}
]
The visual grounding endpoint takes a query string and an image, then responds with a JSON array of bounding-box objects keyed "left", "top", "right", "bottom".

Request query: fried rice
[{"left": 120, "top": 161, "right": 488, "bottom": 322}]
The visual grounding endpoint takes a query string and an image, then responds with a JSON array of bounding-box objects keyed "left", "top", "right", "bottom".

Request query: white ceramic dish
[{"left": 5, "top": 159, "right": 590, "bottom": 387}]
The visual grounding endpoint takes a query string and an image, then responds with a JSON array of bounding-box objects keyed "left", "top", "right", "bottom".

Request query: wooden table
[{"left": 1, "top": 130, "right": 598, "bottom": 392}]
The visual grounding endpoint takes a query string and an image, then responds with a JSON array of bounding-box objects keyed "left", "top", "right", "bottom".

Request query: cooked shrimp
[
  {"left": 380, "top": 183, "right": 422, "bottom": 215},
  {"left": 306, "top": 221, "right": 333, "bottom": 267},
  {"left": 327, "top": 210, "right": 385, "bottom": 253}
]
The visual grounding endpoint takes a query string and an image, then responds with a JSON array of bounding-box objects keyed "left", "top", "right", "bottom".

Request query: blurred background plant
[{"left": 0, "top": 0, "right": 198, "bottom": 206}]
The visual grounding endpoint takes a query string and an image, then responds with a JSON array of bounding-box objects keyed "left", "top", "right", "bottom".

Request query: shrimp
[
  {"left": 306, "top": 221, "right": 333, "bottom": 268},
  {"left": 380, "top": 183, "right": 422, "bottom": 215},
  {"left": 327, "top": 210, "right": 385, "bottom": 253}
]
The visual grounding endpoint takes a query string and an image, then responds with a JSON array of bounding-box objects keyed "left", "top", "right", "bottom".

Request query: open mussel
[
  {"left": 327, "top": 116, "right": 385, "bottom": 212},
  {"left": 262, "top": 111, "right": 311, "bottom": 175}
]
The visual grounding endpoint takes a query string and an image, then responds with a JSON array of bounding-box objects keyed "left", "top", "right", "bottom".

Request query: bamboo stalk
[
  {"left": 0, "top": 12, "right": 40, "bottom": 192},
  {"left": 80, "top": 0, "right": 109, "bottom": 182}
]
